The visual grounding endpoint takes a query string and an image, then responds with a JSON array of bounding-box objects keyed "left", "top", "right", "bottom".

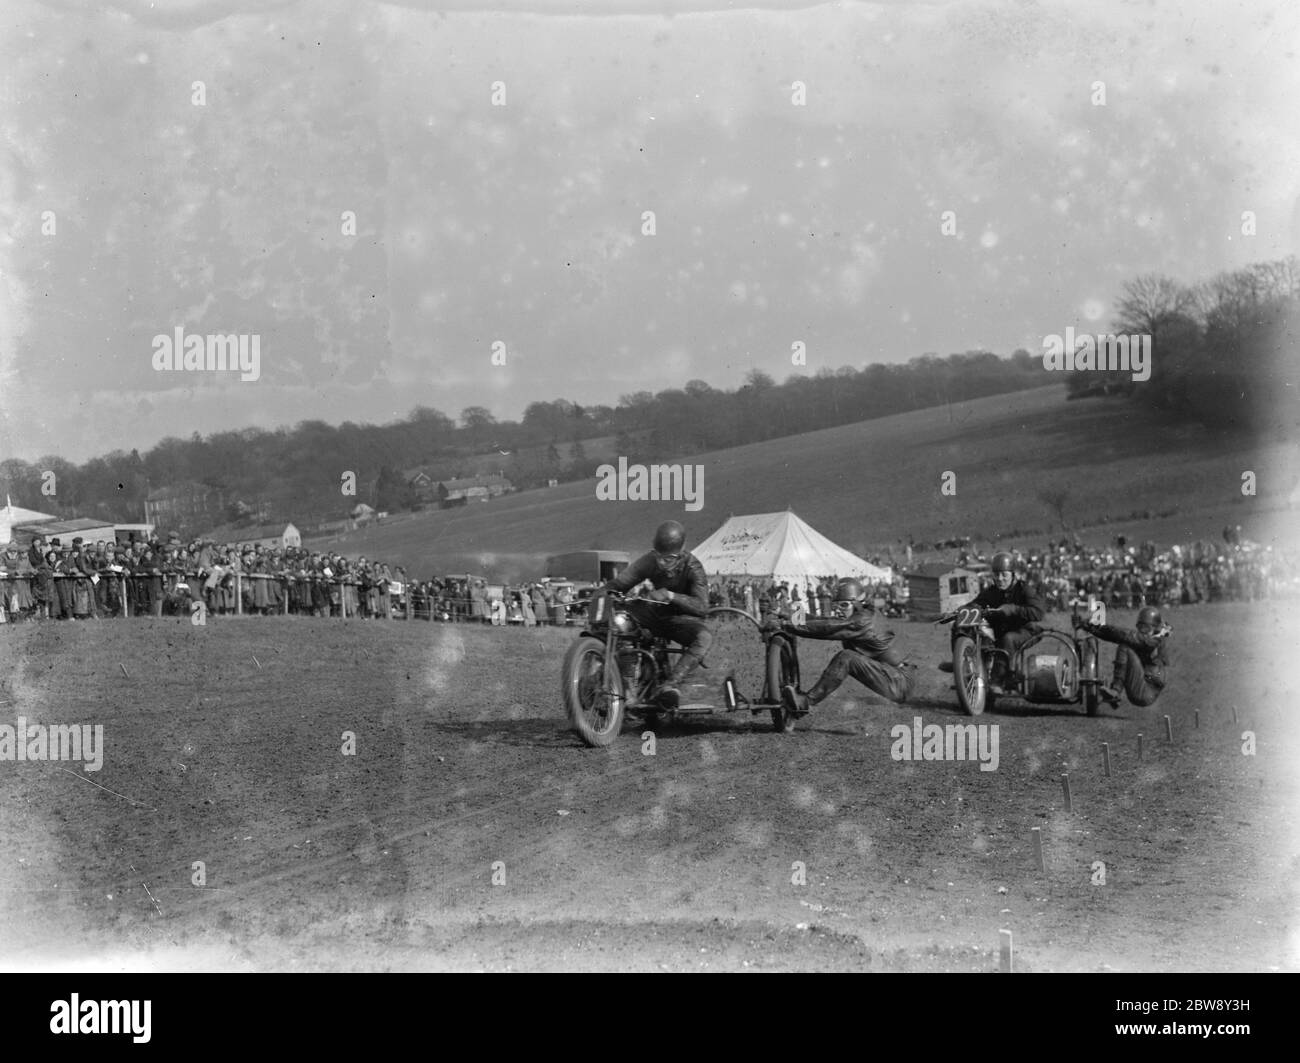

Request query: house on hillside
[
  {"left": 405, "top": 468, "right": 514, "bottom": 507},
  {"left": 144, "top": 481, "right": 228, "bottom": 527},
  {"left": 405, "top": 468, "right": 437, "bottom": 504},
  {"left": 436, "top": 475, "right": 512, "bottom": 508},
  {"left": 903, "top": 563, "right": 980, "bottom": 617},
  {"left": 199, "top": 522, "right": 301, "bottom": 550}
]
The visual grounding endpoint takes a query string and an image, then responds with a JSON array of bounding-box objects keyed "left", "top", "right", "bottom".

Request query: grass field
[
  {"left": 306, "top": 386, "right": 1300, "bottom": 582},
  {"left": 1, "top": 599, "right": 1296, "bottom": 972}
]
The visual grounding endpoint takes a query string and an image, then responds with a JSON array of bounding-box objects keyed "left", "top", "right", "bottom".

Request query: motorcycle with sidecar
[
  {"left": 561, "top": 590, "right": 803, "bottom": 746},
  {"left": 936, "top": 602, "right": 1104, "bottom": 716}
]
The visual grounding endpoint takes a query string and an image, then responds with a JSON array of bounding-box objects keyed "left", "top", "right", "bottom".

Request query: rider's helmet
[
  {"left": 833, "top": 578, "right": 865, "bottom": 613},
  {"left": 652, "top": 521, "right": 687, "bottom": 577},
  {"left": 991, "top": 551, "right": 1015, "bottom": 589},
  {"left": 653, "top": 520, "right": 686, "bottom": 554},
  {"left": 1136, "top": 605, "right": 1162, "bottom": 631}
]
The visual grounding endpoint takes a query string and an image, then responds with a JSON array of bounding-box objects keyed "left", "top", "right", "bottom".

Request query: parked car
[{"left": 567, "top": 584, "right": 599, "bottom": 623}]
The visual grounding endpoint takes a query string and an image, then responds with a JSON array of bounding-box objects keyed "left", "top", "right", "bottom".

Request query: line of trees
[
  {"left": 616, "top": 350, "right": 1044, "bottom": 460},
  {"left": 1067, "top": 255, "right": 1298, "bottom": 432},
  {"left": 0, "top": 346, "right": 1087, "bottom": 534}
]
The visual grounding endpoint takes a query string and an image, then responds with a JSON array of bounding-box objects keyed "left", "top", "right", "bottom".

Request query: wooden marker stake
[
  {"left": 1102, "top": 742, "right": 1111, "bottom": 777},
  {"left": 1137, "top": 733, "right": 1143, "bottom": 760},
  {"left": 1164, "top": 715, "right": 1173, "bottom": 741},
  {"left": 1031, "top": 827, "right": 1044, "bottom": 871},
  {"left": 999, "top": 929, "right": 1013, "bottom": 973}
]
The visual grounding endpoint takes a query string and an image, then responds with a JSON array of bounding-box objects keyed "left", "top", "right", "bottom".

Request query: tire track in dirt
[{"left": 140, "top": 717, "right": 802, "bottom": 945}]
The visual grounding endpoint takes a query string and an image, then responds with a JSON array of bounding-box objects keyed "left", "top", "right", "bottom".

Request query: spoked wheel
[
  {"left": 952, "top": 635, "right": 987, "bottom": 717},
  {"left": 766, "top": 636, "right": 800, "bottom": 733},
  {"left": 562, "top": 636, "right": 626, "bottom": 747}
]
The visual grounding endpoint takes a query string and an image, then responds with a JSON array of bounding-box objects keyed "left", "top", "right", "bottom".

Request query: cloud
[{"left": 6, "top": 0, "right": 1297, "bottom": 464}]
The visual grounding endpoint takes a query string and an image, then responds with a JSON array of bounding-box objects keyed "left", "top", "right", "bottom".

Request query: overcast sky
[{"left": 0, "top": 0, "right": 1296, "bottom": 462}]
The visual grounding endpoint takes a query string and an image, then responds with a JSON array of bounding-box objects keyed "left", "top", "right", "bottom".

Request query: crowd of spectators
[
  {"left": 706, "top": 577, "right": 903, "bottom": 622},
  {"left": 0, "top": 532, "right": 415, "bottom": 622},
  {"left": 0, "top": 531, "right": 610, "bottom": 625},
  {"left": 1, "top": 525, "right": 1292, "bottom": 626},
  {"left": 953, "top": 529, "right": 1293, "bottom": 612}
]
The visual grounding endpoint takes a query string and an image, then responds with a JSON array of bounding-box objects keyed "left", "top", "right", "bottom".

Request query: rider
[
  {"left": 777, "top": 577, "right": 916, "bottom": 718},
  {"left": 600, "top": 520, "right": 712, "bottom": 709},
  {"left": 1073, "top": 605, "right": 1171, "bottom": 707},
  {"left": 943, "top": 551, "right": 1045, "bottom": 686}
]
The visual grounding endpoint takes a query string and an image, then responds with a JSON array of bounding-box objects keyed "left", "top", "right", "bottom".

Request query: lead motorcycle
[
  {"left": 561, "top": 590, "right": 801, "bottom": 746},
  {"left": 936, "top": 601, "right": 1104, "bottom": 716}
]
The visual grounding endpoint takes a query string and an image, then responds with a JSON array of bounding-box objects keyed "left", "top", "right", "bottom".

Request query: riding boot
[
  {"left": 783, "top": 673, "right": 837, "bottom": 718},
  {"left": 658, "top": 652, "right": 704, "bottom": 709},
  {"left": 1100, "top": 664, "right": 1126, "bottom": 706},
  {"left": 804, "top": 673, "right": 840, "bottom": 707}
]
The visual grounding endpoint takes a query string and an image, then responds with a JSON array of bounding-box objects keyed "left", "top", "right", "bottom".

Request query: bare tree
[
  {"left": 1038, "top": 486, "right": 1071, "bottom": 530},
  {"left": 1113, "top": 273, "right": 1198, "bottom": 338}
]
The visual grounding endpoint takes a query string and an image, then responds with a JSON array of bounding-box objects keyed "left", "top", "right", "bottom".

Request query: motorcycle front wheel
[
  {"left": 562, "top": 636, "right": 626, "bottom": 747},
  {"left": 952, "top": 635, "right": 987, "bottom": 716}
]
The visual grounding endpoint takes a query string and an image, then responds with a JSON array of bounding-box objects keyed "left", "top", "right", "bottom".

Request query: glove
[
  {"left": 647, "top": 587, "right": 673, "bottom": 604},
  {"left": 995, "top": 604, "right": 1017, "bottom": 616}
]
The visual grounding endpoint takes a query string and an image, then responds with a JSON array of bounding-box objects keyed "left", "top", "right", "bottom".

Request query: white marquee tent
[{"left": 690, "top": 511, "right": 891, "bottom": 585}]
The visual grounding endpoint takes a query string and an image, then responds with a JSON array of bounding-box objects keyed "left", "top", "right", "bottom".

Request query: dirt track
[{"left": 0, "top": 602, "right": 1296, "bottom": 972}]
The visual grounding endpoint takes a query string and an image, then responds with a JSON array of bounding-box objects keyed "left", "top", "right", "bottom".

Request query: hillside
[
  {"left": 305, "top": 386, "right": 1300, "bottom": 581},
  {"left": 445, "top": 435, "right": 622, "bottom": 481}
]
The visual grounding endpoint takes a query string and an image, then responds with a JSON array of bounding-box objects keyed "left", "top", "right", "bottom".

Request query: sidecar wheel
[
  {"left": 562, "top": 636, "right": 626, "bottom": 747},
  {"left": 953, "top": 635, "right": 987, "bottom": 716},
  {"left": 766, "top": 637, "right": 799, "bottom": 733}
]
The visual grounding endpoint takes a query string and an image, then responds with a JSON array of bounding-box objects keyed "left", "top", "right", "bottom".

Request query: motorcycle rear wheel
[
  {"left": 562, "top": 636, "right": 626, "bottom": 747},
  {"left": 953, "top": 635, "right": 987, "bottom": 716}
]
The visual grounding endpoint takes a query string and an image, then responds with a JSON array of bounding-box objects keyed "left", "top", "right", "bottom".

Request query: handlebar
[
  {"left": 601, "top": 589, "right": 671, "bottom": 606},
  {"left": 935, "top": 605, "right": 992, "bottom": 625}
]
